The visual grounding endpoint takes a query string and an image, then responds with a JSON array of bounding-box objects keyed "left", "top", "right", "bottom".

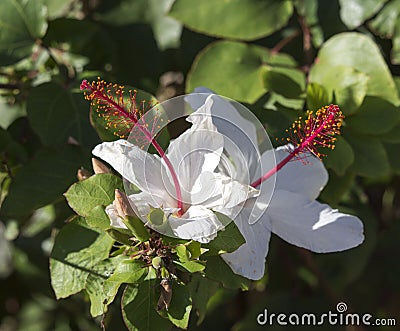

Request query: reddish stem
[
  {"left": 82, "top": 81, "right": 184, "bottom": 214},
  {"left": 251, "top": 111, "right": 335, "bottom": 188}
]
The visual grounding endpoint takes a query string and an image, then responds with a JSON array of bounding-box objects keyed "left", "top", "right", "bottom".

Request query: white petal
[
  {"left": 222, "top": 203, "right": 272, "bottom": 280},
  {"left": 92, "top": 139, "right": 176, "bottom": 207},
  {"left": 267, "top": 190, "right": 364, "bottom": 252},
  {"left": 186, "top": 91, "right": 261, "bottom": 184},
  {"left": 105, "top": 203, "right": 128, "bottom": 229},
  {"left": 260, "top": 145, "right": 328, "bottom": 200},
  {"left": 128, "top": 192, "right": 161, "bottom": 218},
  {"left": 190, "top": 172, "right": 259, "bottom": 209},
  {"left": 168, "top": 205, "right": 224, "bottom": 243},
  {"left": 166, "top": 96, "right": 224, "bottom": 193}
]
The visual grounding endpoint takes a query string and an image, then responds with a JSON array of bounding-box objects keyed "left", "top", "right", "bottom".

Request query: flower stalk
[
  {"left": 251, "top": 104, "right": 343, "bottom": 188},
  {"left": 81, "top": 79, "right": 184, "bottom": 215}
]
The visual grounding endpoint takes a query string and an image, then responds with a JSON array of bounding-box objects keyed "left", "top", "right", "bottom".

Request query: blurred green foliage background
[{"left": 0, "top": 0, "right": 400, "bottom": 330}]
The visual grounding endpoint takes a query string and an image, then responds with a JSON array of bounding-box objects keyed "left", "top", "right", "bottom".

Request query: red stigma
[
  {"left": 285, "top": 104, "right": 343, "bottom": 159},
  {"left": 80, "top": 78, "right": 156, "bottom": 138},
  {"left": 80, "top": 79, "right": 91, "bottom": 91},
  {"left": 251, "top": 104, "right": 343, "bottom": 188}
]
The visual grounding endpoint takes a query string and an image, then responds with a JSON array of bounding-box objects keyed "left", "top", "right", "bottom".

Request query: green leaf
[
  {"left": 173, "top": 245, "right": 205, "bottom": 273},
  {"left": 345, "top": 97, "right": 400, "bottom": 135},
  {"left": 204, "top": 214, "right": 245, "bottom": 254},
  {"left": 103, "top": 260, "right": 147, "bottom": 306},
  {"left": 263, "top": 66, "right": 305, "bottom": 99},
  {"left": 85, "top": 259, "right": 116, "bottom": 317},
  {"left": 384, "top": 142, "right": 400, "bottom": 174},
  {"left": 334, "top": 78, "right": 369, "bottom": 116},
  {"left": 50, "top": 217, "right": 114, "bottom": 299},
  {"left": 264, "top": 92, "right": 305, "bottom": 111},
  {"left": 380, "top": 123, "right": 400, "bottom": 142},
  {"left": 320, "top": 170, "right": 356, "bottom": 205},
  {"left": 0, "top": 99, "right": 26, "bottom": 129},
  {"left": 123, "top": 215, "right": 150, "bottom": 242},
  {"left": 164, "top": 282, "right": 192, "bottom": 329},
  {"left": 204, "top": 256, "right": 250, "bottom": 290},
  {"left": 186, "top": 241, "right": 202, "bottom": 259},
  {"left": 98, "top": 0, "right": 182, "bottom": 50},
  {"left": 369, "top": 0, "right": 400, "bottom": 64},
  {"left": 323, "top": 136, "right": 355, "bottom": 176},
  {"left": 187, "top": 41, "right": 298, "bottom": 103},
  {"left": 22, "top": 204, "right": 56, "bottom": 237},
  {"left": 27, "top": 82, "right": 99, "bottom": 147},
  {"left": 309, "top": 33, "right": 399, "bottom": 105},
  {"left": 0, "top": 126, "right": 26, "bottom": 163},
  {"left": 310, "top": 65, "right": 369, "bottom": 115},
  {"left": 64, "top": 174, "right": 123, "bottom": 217},
  {"left": 0, "top": 0, "right": 47, "bottom": 65},
  {"left": 1, "top": 145, "right": 89, "bottom": 218},
  {"left": 187, "top": 273, "right": 219, "bottom": 325},
  {"left": 148, "top": 0, "right": 182, "bottom": 50},
  {"left": 105, "top": 228, "right": 133, "bottom": 246},
  {"left": 122, "top": 282, "right": 171, "bottom": 331},
  {"left": 170, "top": 0, "right": 293, "bottom": 41},
  {"left": 345, "top": 132, "right": 390, "bottom": 177},
  {"left": 42, "top": 0, "right": 77, "bottom": 19},
  {"left": 306, "top": 83, "right": 330, "bottom": 111},
  {"left": 86, "top": 205, "right": 111, "bottom": 231},
  {"left": 339, "top": 0, "right": 388, "bottom": 29},
  {"left": 369, "top": 0, "right": 400, "bottom": 38}
]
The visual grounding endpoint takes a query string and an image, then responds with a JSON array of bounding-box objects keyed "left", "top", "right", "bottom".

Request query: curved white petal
[
  {"left": 105, "top": 203, "right": 128, "bottom": 229},
  {"left": 261, "top": 145, "right": 328, "bottom": 200},
  {"left": 222, "top": 203, "right": 272, "bottom": 280},
  {"left": 92, "top": 139, "right": 176, "bottom": 207},
  {"left": 190, "top": 172, "right": 259, "bottom": 210},
  {"left": 186, "top": 90, "right": 261, "bottom": 184},
  {"left": 267, "top": 190, "right": 364, "bottom": 252},
  {"left": 166, "top": 96, "right": 224, "bottom": 193},
  {"left": 128, "top": 192, "right": 163, "bottom": 218},
  {"left": 168, "top": 205, "right": 224, "bottom": 243}
]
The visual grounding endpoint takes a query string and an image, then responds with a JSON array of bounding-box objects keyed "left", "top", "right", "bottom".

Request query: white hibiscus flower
[
  {"left": 189, "top": 88, "right": 364, "bottom": 280},
  {"left": 92, "top": 95, "right": 258, "bottom": 243}
]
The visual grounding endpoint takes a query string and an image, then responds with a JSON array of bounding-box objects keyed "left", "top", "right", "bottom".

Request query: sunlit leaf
[
  {"left": 64, "top": 174, "right": 123, "bottom": 217},
  {"left": 122, "top": 282, "right": 171, "bottom": 331},
  {"left": 170, "top": 0, "right": 293, "bottom": 41},
  {"left": 339, "top": 0, "right": 387, "bottom": 29},
  {"left": 50, "top": 217, "right": 113, "bottom": 299},
  {"left": 309, "top": 33, "right": 399, "bottom": 105}
]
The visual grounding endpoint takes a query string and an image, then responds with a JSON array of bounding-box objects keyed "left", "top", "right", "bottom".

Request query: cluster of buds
[{"left": 113, "top": 189, "right": 175, "bottom": 311}]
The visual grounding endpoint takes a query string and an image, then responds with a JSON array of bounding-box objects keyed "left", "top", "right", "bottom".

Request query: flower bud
[
  {"left": 77, "top": 168, "right": 91, "bottom": 181},
  {"left": 67, "top": 136, "right": 80, "bottom": 146},
  {"left": 114, "top": 189, "right": 150, "bottom": 242},
  {"left": 92, "top": 158, "right": 112, "bottom": 174},
  {"left": 152, "top": 256, "right": 163, "bottom": 270},
  {"left": 157, "top": 278, "right": 172, "bottom": 311},
  {"left": 114, "top": 189, "right": 135, "bottom": 217}
]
